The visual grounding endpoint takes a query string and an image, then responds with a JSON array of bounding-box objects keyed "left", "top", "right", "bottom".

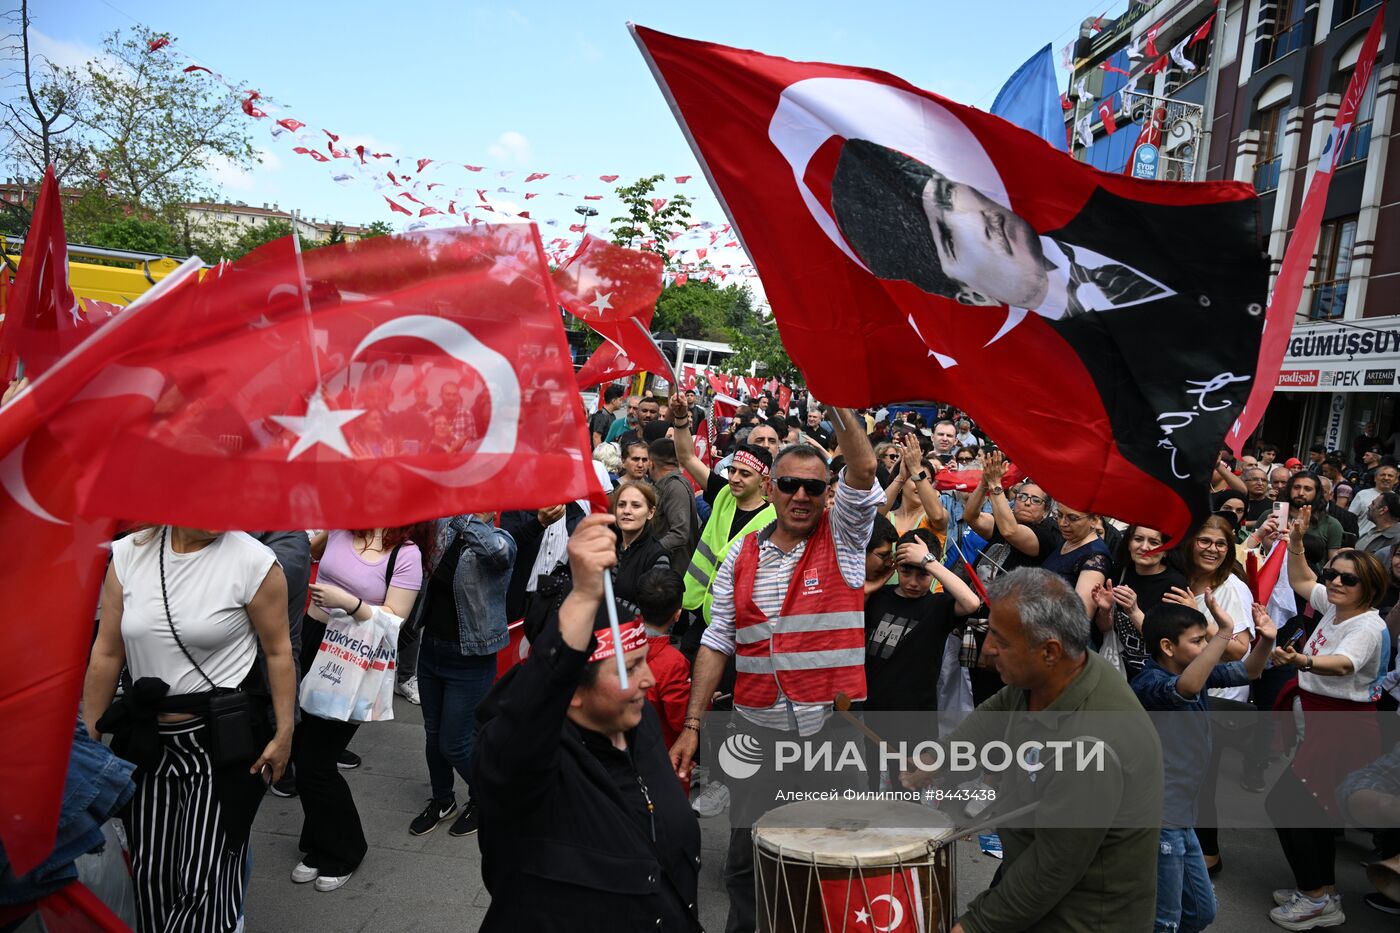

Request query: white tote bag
[{"left": 300, "top": 606, "right": 403, "bottom": 722}]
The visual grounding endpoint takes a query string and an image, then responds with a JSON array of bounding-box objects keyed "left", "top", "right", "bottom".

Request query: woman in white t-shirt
[
  {"left": 82, "top": 527, "right": 296, "bottom": 933},
  {"left": 1264, "top": 506, "right": 1389, "bottom": 928}
]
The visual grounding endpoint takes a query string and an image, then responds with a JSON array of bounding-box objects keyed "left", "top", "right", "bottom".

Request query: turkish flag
[
  {"left": 574, "top": 318, "right": 673, "bottom": 389},
  {"left": 0, "top": 262, "right": 201, "bottom": 874},
  {"left": 776, "top": 384, "right": 792, "bottom": 415},
  {"left": 42, "top": 225, "right": 604, "bottom": 531},
  {"left": 552, "top": 235, "right": 664, "bottom": 324},
  {"left": 819, "top": 869, "right": 924, "bottom": 932},
  {"left": 680, "top": 364, "right": 698, "bottom": 390},
  {"left": 495, "top": 620, "right": 531, "bottom": 677},
  {"left": 0, "top": 166, "right": 84, "bottom": 379},
  {"left": 1097, "top": 100, "right": 1118, "bottom": 136},
  {"left": 632, "top": 26, "right": 1267, "bottom": 542}
]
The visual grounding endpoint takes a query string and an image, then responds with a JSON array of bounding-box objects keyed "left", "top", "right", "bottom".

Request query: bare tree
[{"left": 0, "top": 0, "right": 89, "bottom": 228}]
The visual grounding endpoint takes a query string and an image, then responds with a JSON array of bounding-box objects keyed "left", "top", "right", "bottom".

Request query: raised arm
[
  {"left": 668, "top": 392, "right": 711, "bottom": 488},
  {"left": 830, "top": 406, "right": 876, "bottom": 489},
  {"left": 1284, "top": 506, "right": 1319, "bottom": 601},
  {"left": 902, "top": 434, "right": 948, "bottom": 535},
  {"left": 980, "top": 452, "right": 1040, "bottom": 556}
]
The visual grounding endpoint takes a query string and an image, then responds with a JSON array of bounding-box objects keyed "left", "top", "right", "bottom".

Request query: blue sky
[{"left": 34, "top": 0, "right": 1105, "bottom": 271}]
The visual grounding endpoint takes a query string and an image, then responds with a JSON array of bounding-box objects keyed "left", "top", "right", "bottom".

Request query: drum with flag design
[{"left": 753, "top": 799, "right": 956, "bottom": 932}]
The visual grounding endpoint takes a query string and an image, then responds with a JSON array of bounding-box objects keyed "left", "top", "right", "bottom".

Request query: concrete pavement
[{"left": 244, "top": 703, "right": 1395, "bottom": 932}]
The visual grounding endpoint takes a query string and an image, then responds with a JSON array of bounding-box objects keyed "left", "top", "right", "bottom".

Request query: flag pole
[{"left": 600, "top": 570, "right": 629, "bottom": 689}]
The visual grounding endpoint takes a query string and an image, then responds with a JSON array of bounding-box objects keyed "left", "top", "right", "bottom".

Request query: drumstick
[{"left": 833, "top": 692, "right": 884, "bottom": 746}]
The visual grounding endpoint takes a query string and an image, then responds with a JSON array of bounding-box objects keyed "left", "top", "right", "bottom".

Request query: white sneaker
[
  {"left": 290, "top": 862, "right": 318, "bottom": 884},
  {"left": 1274, "top": 888, "right": 1299, "bottom": 906},
  {"left": 314, "top": 872, "right": 353, "bottom": 892},
  {"left": 691, "top": 764, "right": 710, "bottom": 786},
  {"left": 691, "top": 780, "right": 730, "bottom": 818},
  {"left": 1269, "top": 891, "right": 1344, "bottom": 930},
  {"left": 395, "top": 676, "right": 421, "bottom": 706}
]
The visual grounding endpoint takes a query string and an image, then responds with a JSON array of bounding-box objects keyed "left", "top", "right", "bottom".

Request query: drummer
[
  {"left": 905, "top": 568, "right": 1162, "bottom": 933},
  {"left": 670, "top": 406, "right": 883, "bottom": 932},
  {"left": 474, "top": 515, "right": 703, "bottom": 931}
]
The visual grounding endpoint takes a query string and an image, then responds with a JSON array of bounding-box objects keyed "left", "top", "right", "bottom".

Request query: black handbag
[{"left": 159, "top": 528, "right": 258, "bottom": 767}]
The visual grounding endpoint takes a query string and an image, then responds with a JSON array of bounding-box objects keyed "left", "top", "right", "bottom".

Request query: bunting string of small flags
[{"left": 146, "top": 36, "right": 757, "bottom": 278}]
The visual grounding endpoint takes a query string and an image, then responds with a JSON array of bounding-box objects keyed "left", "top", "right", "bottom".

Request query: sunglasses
[
  {"left": 1319, "top": 568, "right": 1361, "bottom": 587},
  {"left": 956, "top": 457, "right": 976, "bottom": 464},
  {"left": 775, "top": 476, "right": 830, "bottom": 497},
  {"left": 897, "top": 564, "right": 932, "bottom": 577}
]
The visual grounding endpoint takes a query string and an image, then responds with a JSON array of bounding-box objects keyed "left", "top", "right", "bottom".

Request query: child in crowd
[
  {"left": 635, "top": 568, "right": 693, "bottom": 778},
  {"left": 1132, "top": 593, "right": 1277, "bottom": 933}
]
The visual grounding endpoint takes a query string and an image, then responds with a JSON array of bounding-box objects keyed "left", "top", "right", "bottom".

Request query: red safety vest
[{"left": 731, "top": 516, "right": 867, "bottom": 707}]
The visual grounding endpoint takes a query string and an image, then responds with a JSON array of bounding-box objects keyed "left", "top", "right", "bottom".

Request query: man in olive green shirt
[{"left": 907, "top": 568, "right": 1162, "bottom": 933}]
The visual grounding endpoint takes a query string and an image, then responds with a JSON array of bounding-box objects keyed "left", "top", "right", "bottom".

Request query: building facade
[{"left": 1064, "top": 0, "right": 1395, "bottom": 460}]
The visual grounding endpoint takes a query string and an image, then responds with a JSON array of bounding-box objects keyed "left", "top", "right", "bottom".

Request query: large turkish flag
[{"left": 633, "top": 26, "right": 1268, "bottom": 541}]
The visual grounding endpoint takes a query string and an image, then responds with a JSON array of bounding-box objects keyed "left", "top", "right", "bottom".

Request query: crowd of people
[{"left": 35, "top": 373, "right": 1400, "bottom": 932}]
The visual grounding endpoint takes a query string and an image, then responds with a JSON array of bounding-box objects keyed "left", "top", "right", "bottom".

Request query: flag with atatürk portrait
[{"left": 632, "top": 25, "right": 1268, "bottom": 543}]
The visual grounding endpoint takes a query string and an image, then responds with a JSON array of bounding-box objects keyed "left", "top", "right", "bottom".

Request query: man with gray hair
[{"left": 906, "top": 568, "right": 1162, "bottom": 933}]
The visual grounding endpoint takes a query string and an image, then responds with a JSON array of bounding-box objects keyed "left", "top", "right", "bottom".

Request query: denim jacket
[{"left": 410, "top": 516, "right": 517, "bottom": 656}]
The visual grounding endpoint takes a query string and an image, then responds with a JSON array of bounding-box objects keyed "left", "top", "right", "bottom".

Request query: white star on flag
[
  {"left": 854, "top": 907, "right": 870, "bottom": 924},
  {"left": 272, "top": 392, "right": 364, "bottom": 460},
  {"left": 590, "top": 290, "right": 614, "bottom": 314}
]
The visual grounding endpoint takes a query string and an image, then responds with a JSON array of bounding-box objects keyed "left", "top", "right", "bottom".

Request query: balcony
[
  {"left": 1336, "top": 120, "right": 1372, "bottom": 167},
  {"left": 1309, "top": 278, "right": 1350, "bottom": 320},
  {"left": 1259, "top": 16, "right": 1308, "bottom": 67},
  {"left": 1254, "top": 157, "right": 1282, "bottom": 192}
]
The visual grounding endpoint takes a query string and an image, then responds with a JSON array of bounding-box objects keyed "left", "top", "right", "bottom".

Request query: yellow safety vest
[{"left": 682, "top": 486, "right": 775, "bottom": 623}]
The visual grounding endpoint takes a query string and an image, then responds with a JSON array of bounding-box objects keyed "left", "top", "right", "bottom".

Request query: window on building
[
  {"left": 1253, "top": 102, "right": 1288, "bottom": 191},
  {"left": 1333, "top": 66, "right": 1378, "bottom": 167},
  {"left": 1332, "top": 0, "right": 1382, "bottom": 27},
  {"left": 1261, "top": 0, "right": 1308, "bottom": 66},
  {"left": 1310, "top": 215, "right": 1358, "bottom": 320}
]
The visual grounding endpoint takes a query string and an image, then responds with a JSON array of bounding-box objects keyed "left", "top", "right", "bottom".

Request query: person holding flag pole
[{"left": 472, "top": 514, "right": 702, "bottom": 931}]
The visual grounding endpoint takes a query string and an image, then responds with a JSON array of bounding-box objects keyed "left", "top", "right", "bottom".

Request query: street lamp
[{"left": 574, "top": 205, "right": 599, "bottom": 238}]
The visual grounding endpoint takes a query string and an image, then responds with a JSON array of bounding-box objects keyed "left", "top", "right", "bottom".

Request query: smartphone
[
  {"left": 1288, "top": 628, "right": 1307, "bottom": 649},
  {"left": 1271, "top": 500, "right": 1289, "bottom": 527}
]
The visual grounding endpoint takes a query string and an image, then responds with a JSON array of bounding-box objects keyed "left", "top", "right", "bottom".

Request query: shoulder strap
[
  {"left": 158, "top": 527, "right": 218, "bottom": 691},
  {"left": 384, "top": 541, "right": 405, "bottom": 593}
]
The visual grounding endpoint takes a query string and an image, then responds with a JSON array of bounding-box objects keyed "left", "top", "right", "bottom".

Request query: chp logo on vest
[{"left": 717, "top": 732, "right": 764, "bottom": 779}]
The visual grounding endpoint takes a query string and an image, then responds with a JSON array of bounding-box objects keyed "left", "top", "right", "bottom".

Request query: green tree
[
  {"left": 84, "top": 215, "right": 181, "bottom": 254},
  {"left": 609, "top": 174, "right": 692, "bottom": 261},
  {"left": 724, "top": 324, "right": 796, "bottom": 382},
  {"left": 360, "top": 219, "right": 395, "bottom": 239},
  {"left": 229, "top": 219, "right": 316, "bottom": 259},
  {"left": 70, "top": 26, "right": 255, "bottom": 213}
]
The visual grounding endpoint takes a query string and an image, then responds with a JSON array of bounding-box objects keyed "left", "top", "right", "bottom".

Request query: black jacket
[
  {"left": 473, "top": 614, "right": 702, "bottom": 932},
  {"left": 614, "top": 529, "right": 671, "bottom": 614},
  {"left": 1327, "top": 502, "right": 1360, "bottom": 549},
  {"left": 501, "top": 505, "right": 586, "bottom": 622}
]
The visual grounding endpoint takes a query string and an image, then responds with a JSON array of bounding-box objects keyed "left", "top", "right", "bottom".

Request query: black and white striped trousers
[{"left": 125, "top": 719, "right": 254, "bottom": 933}]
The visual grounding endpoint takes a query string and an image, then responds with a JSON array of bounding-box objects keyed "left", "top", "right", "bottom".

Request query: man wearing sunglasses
[{"left": 669, "top": 406, "right": 882, "bottom": 932}]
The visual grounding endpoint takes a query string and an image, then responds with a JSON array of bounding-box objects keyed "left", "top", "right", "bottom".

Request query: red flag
[
  {"left": 1190, "top": 13, "right": 1216, "bottom": 46},
  {"left": 0, "top": 261, "right": 200, "bottom": 874},
  {"left": 1229, "top": 7, "right": 1384, "bottom": 455},
  {"left": 819, "top": 869, "right": 924, "bottom": 932},
  {"left": 398, "top": 191, "right": 425, "bottom": 205},
  {"left": 675, "top": 175, "right": 692, "bottom": 183},
  {"left": 933, "top": 464, "right": 1024, "bottom": 492},
  {"left": 418, "top": 206, "right": 442, "bottom": 217},
  {"left": 1143, "top": 54, "right": 1169, "bottom": 75},
  {"left": 776, "top": 383, "right": 792, "bottom": 415},
  {"left": 525, "top": 172, "right": 549, "bottom": 182},
  {"left": 53, "top": 227, "right": 603, "bottom": 532},
  {"left": 1100, "top": 62, "right": 1131, "bottom": 76},
  {"left": 147, "top": 36, "right": 170, "bottom": 52},
  {"left": 383, "top": 195, "right": 412, "bottom": 215},
  {"left": 584, "top": 194, "right": 604, "bottom": 201},
  {"left": 183, "top": 64, "right": 212, "bottom": 74},
  {"left": 575, "top": 317, "right": 674, "bottom": 389},
  {"left": 552, "top": 235, "right": 664, "bottom": 324},
  {"left": 417, "top": 158, "right": 433, "bottom": 173},
  {"left": 633, "top": 25, "right": 1267, "bottom": 543},
  {"left": 240, "top": 92, "right": 266, "bottom": 119},
  {"left": 277, "top": 117, "right": 306, "bottom": 132},
  {"left": 293, "top": 147, "right": 329, "bottom": 162},
  {"left": 0, "top": 166, "right": 83, "bottom": 378},
  {"left": 495, "top": 620, "right": 531, "bottom": 677},
  {"left": 1145, "top": 19, "right": 1163, "bottom": 57},
  {"left": 1250, "top": 538, "right": 1288, "bottom": 603},
  {"left": 650, "top": 197, "right": 668, "bottom": 213},
  {"left": 1098, "top": 100, "right": 1118, "bottom": 135},
  {"left": 674, "top": 272, "right": 688, "bottom": 286},
  {"left": 600, "top": 174, "right": 620, "bottom": 182}
]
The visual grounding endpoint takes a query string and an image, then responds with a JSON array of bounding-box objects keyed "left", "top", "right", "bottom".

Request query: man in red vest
[{"left": 670, "top": 406, "right": 882, "bottom": 932}]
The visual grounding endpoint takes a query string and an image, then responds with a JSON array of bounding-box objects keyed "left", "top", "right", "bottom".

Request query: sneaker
[
  {"left": 269, "top": 767, "right": 298, "bottom": 799},
  {"left": 395, "top": 676, "right": 421, "bottom": 706},
  {"left": 691, "top": 764, "right": 710, "bottom": 786},
  {"left": 1274, "top": 888, "right": 1300, "bottom": 906},
  {"left": 409, "top": 797, "right": 457, "bottom": 836},
  {"left": 313, "top": 872, "right": 353, "bottom": 892},
  {"left": 448, "top": 803, "right": 479, "bottom": 837},
  {"left": 691, "top": 780, "right": 730, "bottom": 818},
  {"left": 1241, "top": 769, "right": 1267, "bottom": 793},
  {"left": 336, "top": 750, "right": 361, "bottom": 770},
  {"left": 290, "top": 861, "right": 318, "bottom": 884},
  {"left": 1364, "top": 892, "right": 1400, "bottom": 915},
  {"left": 1269, "top": 891, "right": 1345, "bottom": 930}
]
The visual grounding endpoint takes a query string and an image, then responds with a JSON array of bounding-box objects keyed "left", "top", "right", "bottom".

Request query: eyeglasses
[
  {"left": 1195, "top": 538, "right": 1230, "bottom": 551},
  {"left": 1319, "top": 568, "right": 1361, "bottom": 587},
  {"left": 775, "top": 476, "right": 830, "bottom": 497},
  {"left": 1014, "top": 493, "right": 1046, "bottom": 505},
  {"left": 956, "top": 457, "right": 976, "bottom": 464},
  {"left": 897, "top": 564, "right": 932, "bottom": 577}
]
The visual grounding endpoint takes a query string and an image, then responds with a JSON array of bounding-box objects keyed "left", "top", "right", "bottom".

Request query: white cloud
[
  {"left": 486, "top": 131, "right": 531, "bottom": 166},
  {"left": 25, "top": 27, "right": 104, "bottom": 74},
  {"left": 206, "top": 148, "right": 280, "bottom": 193}
]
